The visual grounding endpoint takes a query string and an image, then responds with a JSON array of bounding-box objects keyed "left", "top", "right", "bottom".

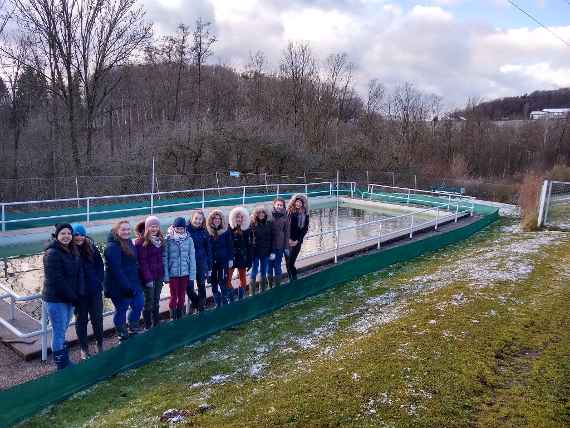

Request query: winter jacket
[
  {"left": 135, "top": 237, "right": 165, "bottom": 284},
  {"left": 229, "top": 207, "right": 252, "bottom": 269},
  {"left": 163, "top": 233, "right": 196, "bottom": 282},
  {"left": 251, "top": 206, "right": 273, "bottom": 258},
  {"left": 42, "top": 240, "right": 82, "bottom": 304},
  {"left": 103, "top": 232, "right": 141, "bottom": 300},
  {"left": 78, "top": 238, "right": 104, "bottom": 296},
  {"left": 270, "top": 207, "right": 289, "bottom": 251},
  {"left": 187, "top": 223, "right": 213, "bottom": 273},
  {"left": 207, "top": 209, "right": 234, "bottom": 265},
  {"left": 288, "top": 193, "right": 310, "bottom": 244}
]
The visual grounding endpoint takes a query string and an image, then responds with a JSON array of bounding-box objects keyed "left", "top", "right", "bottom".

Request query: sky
[{"left": 135, "top": 0, "right": 570, "bottom": 108}]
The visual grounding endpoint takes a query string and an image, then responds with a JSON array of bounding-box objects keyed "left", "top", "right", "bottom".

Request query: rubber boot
[
  {"left": 117, "top": 325, "right": 129, "bottom": 342},
  {"left": 268, "top": 276, "right": 274, "bottom": 289},
  {"left": 213, "top": 291, "right": 223, "bottom": 308},
  {"left": 143, "top": 310, "right": 152, "bottom": 330},
  {"left": 260, "top": 277, "right": 268, "bottom": 292},
  {"left": 238, "top": 287, "right": 245, "bottom": 300},
  {"left": 128, "top": 322, "right": 142, "bottom": 335}
]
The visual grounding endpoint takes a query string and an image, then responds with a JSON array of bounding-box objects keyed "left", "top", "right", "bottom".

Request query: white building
[{"left": 530, "top": 108, "right": 570, "bottom": 120}]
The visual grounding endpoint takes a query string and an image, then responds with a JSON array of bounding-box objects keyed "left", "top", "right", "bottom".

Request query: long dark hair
[
  {"left": 111, "top": 221, "right": 134, "bottom": 257},
  {"left": 77, "top": 237, "right": 95, "bottom": 262}
]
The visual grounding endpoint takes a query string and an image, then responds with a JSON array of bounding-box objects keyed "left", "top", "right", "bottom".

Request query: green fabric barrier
[
  {"left": 0, "top": 202, "right": 499, "bottom": 427},
  {"left": 3, "top": 189, "right": 342, "bottom": 231}
]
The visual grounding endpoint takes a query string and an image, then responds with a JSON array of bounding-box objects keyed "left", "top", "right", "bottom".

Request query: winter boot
[
  {"left": 275, "top": 276, "right": 282, "bottom": 287},
  {"left": 152, "top": 306, "right": 161, "bottom": 327},
  {"left": 117, "top": 325, "right": 129, "bottom": 342},
  {"left": 53, "top": 349, "right": 68, "bottom": 370},
  {"left": 97, "top": 342, "right": 104, "bottom": 354},
  {"left": 143, "top": 310, "right": 152, "bottom": 330},
  {"left": 260, "top": 277, "right": 268, "bottom": 292},
  {"left": 177, "top": 307, "right": 185, "bottom": 319},
  {"left": 238, "top": 287, "right": 246, "bottom": 300},
  {"left": 268, "top": 276, "right": 275, "bottom": 289},
  {"left": 128, "top": 322, "right": 142, "bottom": 335},
  {"left": 249, "top": 279, "right": 256, "bottom": 296},
  {"left": 213, "top": 291, "right": 223, "bottom": 308},
  {"left": 80, "top": 347, "right": 91, "bottom": 361}
]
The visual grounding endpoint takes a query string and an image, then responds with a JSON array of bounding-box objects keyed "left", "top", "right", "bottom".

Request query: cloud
[{"left": 141, "top": 0, "right": 570, "bottom": 108}]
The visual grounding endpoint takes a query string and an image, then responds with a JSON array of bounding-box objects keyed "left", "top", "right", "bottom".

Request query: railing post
[
  {"left": 455, "top": 202, "right": 459, "bottom": 223},
  {"left": 470, "top": 199, "right": 474, "bottom": 217},
  {"left": 350, "top": 182, "right": 354, "bottom": 198},
  {"left": 407, "top": 188, "right": 411, "bottom": 204},
  {"left": 329, "top": 182, "right": 333, "bottom": 197},
  {"left": 305, "top": 183, "right": 308, "bottom": 196},
  {"left": 334, "top": 171, "right": 340, "bottom": 263},
  {"left": 409, "top": 215, "right": 414, "bottom": 239},
  {"left": 202, "top": 190, "right": 206, "bottom": 209},
  {"left": 435, "top": 207, "right": 439, "bottom": 231},
  {"left": 242, "top": 186, "right": 246, "bottom": 205},
  {"left": 1, "top": 203, "right": 5, "bottom": 232},
  {"left": 277, "top": 184, "right": 280, "bottom": 198},
  {"left": 9, "top": 295, "right": 15, "bottom": 320},
  {"left": 41, "top": 301, "right": 48, "bottom": 362},
  {"left": 447, "top": 195, "right": 451, "bottom": 211},
  {"left": 377, "top": 222, "right": 383, "bottom": 249},
  {"left": 86, "top": 198, "right": 90, "bottom": 224}
]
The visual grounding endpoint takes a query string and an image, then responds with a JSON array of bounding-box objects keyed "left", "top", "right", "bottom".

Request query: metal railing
[
  {"left": 0, "top": 181, "right": 473, "bottom": 362},
  {"left": 0, "top": 181, "right": 357, "bottom": 232}
]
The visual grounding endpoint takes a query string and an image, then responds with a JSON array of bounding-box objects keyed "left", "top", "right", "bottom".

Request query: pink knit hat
[{"left": 145, "top": 216, "right": 160, "bottom": 230}]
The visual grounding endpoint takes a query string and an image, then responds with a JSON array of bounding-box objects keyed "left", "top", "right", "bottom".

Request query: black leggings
[
  {"left": 75, "top": 292, "right": 104, "bottom": 351},
  {"left": 286, "top": 243, "right": 302, "bottom": 280}
]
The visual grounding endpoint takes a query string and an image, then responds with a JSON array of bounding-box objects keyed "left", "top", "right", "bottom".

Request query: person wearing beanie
[
  {"left": 135, "top": 216, "right": 165, "bottom": 329},
  {"left": 186, "top": 211, "right": 212, "bottom": 311},
  {"left": 71, "top": 223, "right": 105, "bottom": 359},
  {"left": 163, "top": 217, "right": 197, "bottom": 320},
  {"left": 42, "top": 223, "right": 82, "bottom": 370}
]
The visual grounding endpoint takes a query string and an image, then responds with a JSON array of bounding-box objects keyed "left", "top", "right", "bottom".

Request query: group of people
[{"left": 41, "top": 194, "right": 310, "bottom": 370}]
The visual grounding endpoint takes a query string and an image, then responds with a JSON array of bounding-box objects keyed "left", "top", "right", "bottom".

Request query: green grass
[{"left": 20, "top": 220, "right": 570, "bottom": 427}]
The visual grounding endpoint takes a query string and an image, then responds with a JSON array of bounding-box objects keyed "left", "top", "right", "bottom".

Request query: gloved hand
[
  {"left": 228, "top": 260, "right": 233, "bottom": 269},
  {"left": 145, "top": 282, "right": 153, "bottom": 288},
  {"left": 269, "top": 253, "right": 276, "bottom": 261}
]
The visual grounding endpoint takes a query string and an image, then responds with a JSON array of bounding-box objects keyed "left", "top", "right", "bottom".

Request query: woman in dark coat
[
  {"left": 228, "top": 206, "right": 252, "bottom": 300},
  {"left": 104, "top": 220, "right": 144, "bottom": 341},
  {"left": 250, "top": 205, "right": 272, "bottom": 293},
  {"left": 42, "top": 223, "right": 82, "bottom": 370},
  {"left": 286, "top": 194, "right": 310, "bottom": 281},
  {"left": 187, "top": 210, "right": 212, "bottom": 311},
  {"left": 206, "top": 209, "right": 234, "bottom": 307},
  {"left": 71, "top": 223, "right": 104, "bottom": 360}
]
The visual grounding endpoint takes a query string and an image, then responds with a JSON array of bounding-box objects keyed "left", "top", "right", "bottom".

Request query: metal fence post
[
  {"left": 377, "top": 222, "right": 383, "bottom": 249},
  {"left": 242, "top": 186, "right": 246, "bottom": 205},
  {"left": 350, "top": 182, "right": 354, "bottom": 198},
  {"left": 41, "top": 301, "right": 48, "bottom": 362},
  {"left": 435, "top": 207, "right": 439, "bottom": 231},
  {"left": 334, "top": 171, "right": 340, "bottom": 263},
  {"left": 9, "top": 295, "right": 15, "bottom": 320},
  {"left": 470, "top": 199, "right": 474, "bottom": 217},
  {"left": 305, "top": 183, "right": 308, "bottom": 196},
  {"left": 150, "top": 156, "right": 155, "bottom": 214},
  {"left": 409, "top": 215, "right": 414, "bottom": 238},
  {"left": 277, "top": 184, "right": 280, "bottom": 198},
  {"left": 86, "top": 198, "right": 91, "bottom": 224},
  {"left": 202, "top": 190, "right": 206, "bottom": 209},
  {"left": 447, "top": 195, "right": 451, "bottom": 210},
  {"left": 1, "top": 203, "right": 5, "bottom": 232},
  {"left": 329, "top": 182, "right": 333, "bottom": 196},
  {"left": 407, "top": 188, "right": 411, "bottom": 204},
  {"left": 537, "top": 180, "right": 549, "bottom": 227},
  {"left": 455, "top": 202, "right": 459, "bottom": 223}
]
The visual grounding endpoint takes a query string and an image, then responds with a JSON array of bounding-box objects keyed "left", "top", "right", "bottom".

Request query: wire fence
[{"left": 540, "top": 180, "right": 570, "bottom": 229}]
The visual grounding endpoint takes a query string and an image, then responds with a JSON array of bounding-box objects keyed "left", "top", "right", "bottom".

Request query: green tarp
[{"left": 0, "top": 201, "right": 499, "bottom": 427}]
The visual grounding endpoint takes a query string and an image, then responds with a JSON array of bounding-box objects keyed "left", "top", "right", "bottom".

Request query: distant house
[{"left": 530, "top": 108, "right": 570, "bottom": 120}]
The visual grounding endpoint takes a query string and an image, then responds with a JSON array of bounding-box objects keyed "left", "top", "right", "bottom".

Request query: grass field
[{"left": 21, "top": 219, "right": 570, "bottom": 427}]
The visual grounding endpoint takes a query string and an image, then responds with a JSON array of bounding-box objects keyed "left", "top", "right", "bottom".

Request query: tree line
[{"left": 0, "top": 0, "right": 569, "bottom": 186}]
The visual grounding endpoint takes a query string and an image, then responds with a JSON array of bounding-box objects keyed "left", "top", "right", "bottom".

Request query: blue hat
[
  {"left": 173, "top": 217, "right": 186, "bottom": 228},
  {"left": 71, "top": 223, "right": 87, "bottom": 237}
]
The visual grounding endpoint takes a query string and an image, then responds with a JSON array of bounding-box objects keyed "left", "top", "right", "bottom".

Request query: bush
[
  {"left": 518, "top": 174, "right": 543, "bottom": 231},
  {"left": 547, "top": 164, "right": 570, "bottom": 181}
]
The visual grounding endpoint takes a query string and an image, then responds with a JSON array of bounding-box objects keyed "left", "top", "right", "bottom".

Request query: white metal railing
[
  {"left": 0, "top": 181, "right": 356, "bottom": 232},
  {"left": 0, "top": 181, "right": 473, "bottom": 362}
]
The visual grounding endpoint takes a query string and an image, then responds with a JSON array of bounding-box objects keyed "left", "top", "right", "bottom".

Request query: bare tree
[{"left": 191, "top": 18, "right": 216, "bottom": 119}]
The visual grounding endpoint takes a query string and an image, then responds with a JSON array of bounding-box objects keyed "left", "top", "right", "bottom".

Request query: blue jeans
[
  {"left": 269, "top": 249, "right": 285, "bottom": 277},
  {"left": 46, "top": 302, "right": 74, "bottom": 352},
  {"left": 111, "top": 290, "right": 144, "bottom": 328},
  {"left": 250, "top": 256, "right": 269, "bottom": 281}
]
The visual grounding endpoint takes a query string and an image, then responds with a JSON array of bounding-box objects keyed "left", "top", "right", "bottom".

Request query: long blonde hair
[{"left": 111, "top": 221, "right": 134, "bottom": 257}]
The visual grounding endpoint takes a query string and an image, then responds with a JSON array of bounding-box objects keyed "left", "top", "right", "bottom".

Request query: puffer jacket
[
  {"left": 163, "top": 232, "right": 196, "bottom": 282},
  {"left": 270, "top": 206, "right": 289, "bottom": 251},
  {"left": 103, "top": 232, "right": 141, "bottom": 300},
  {"left": 79, "top": 237, "right": 104, "bottom": 296},
  {"left": 135, "top": 237, "right": 165, "bottom": 284},
  {"left": 251, "top": 206, "right": 272, "bottom": 258},
  {"left": 288, "top": 193, "right": 310, "bottom": 243},
  {"left": 229, "top": 206, "right": 253, "bottom": 269},
  {"left": 206, "top": 209, "right": 233, "bottom": 265},
  {"left": 42, "top": 240, "right": 82, "bottom": 304},
  {"left": 187, "top": 222, "right": 213, "bottom": 274}
]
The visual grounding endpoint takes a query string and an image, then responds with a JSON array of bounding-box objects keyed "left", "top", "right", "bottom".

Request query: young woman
[
  {"left": 286, "top": 194, "right": 310, "bottom": 281},
  {"left": 163, "top": 217, "right": 196, "bottom": 320},
  {"left": 228, "top": 207, "right": 252, "bottom": 300},
  {"left": 42, "top": 223, "right": 81, "bottom": 370},
  {"left": 269, "top": 198, "right": 289, "bottom": 288},
  {"left": 135, "top": 216, "right": 165, "bottom": 329},
  {"left": 250, "top": 206, "right": 272, "bottom": 294},
  {"left": 206, "top": 209, "right": 233, "bottom": 307},
  {"left": 71, "top": 223, "right": 104, "bottom": 360},
  {"left": 186, "top": 211, "right": 212, "bottom": 311},
  {"left": 104, "top": 220, "right": 144, "bottom": 341}
]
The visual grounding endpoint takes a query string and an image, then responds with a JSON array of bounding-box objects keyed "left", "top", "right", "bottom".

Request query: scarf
[
  {"left": 297, "top": 211, "right": 306, "bottom": 229},
  {"left": 167, "top": 225, "right": 188, "bottom": 242},
  {"left": 272, "top": 207, "right": 286, "bottom": 218},
  {"left": 150, "top": 235, "right": 162, "bottom": 248}
]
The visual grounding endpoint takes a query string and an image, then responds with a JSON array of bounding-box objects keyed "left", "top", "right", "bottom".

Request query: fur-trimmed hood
[
  {"left": 251, "top": 205, "right": 270, "bottom": 224},
  {"left": 287, "top": 193, "right": 309, "bottom": 212},
  {"left": 229, "top": 207, "right": 251, "bottom": 230},
  {"left": 206, "top": 209, "right": 228, "bottom": 236}
]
